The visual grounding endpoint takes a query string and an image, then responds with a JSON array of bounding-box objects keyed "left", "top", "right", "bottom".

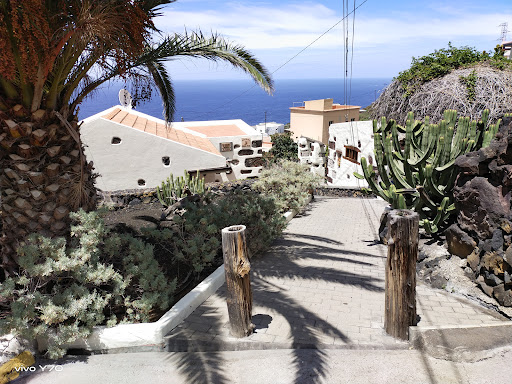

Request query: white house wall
[
  {"left": 327, "top": 121, "right": 375, "bottom": 188},
  {"left": 171, "top": 120, "right": 264, "bottom": 179},
  {"left": 210, "top": 135, "right": 263, "bottom": 179},
  {"left": 81, "top": 119, "right": 227, "bottom": 191}
]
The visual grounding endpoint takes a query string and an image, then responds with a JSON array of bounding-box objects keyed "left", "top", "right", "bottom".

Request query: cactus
[
  {"left": 156, "top": 170, "right": 207, "bottom": 207},
  {"left": 354, "top": 109, "right": 501, "bottom": 234}
]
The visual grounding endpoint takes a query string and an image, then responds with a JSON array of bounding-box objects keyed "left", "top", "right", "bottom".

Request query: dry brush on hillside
[{"left": 370, "top": 64, "right": 512, "bottom": 124}]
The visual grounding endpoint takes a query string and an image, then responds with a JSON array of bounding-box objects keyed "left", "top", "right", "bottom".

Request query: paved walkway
[{"left": 166, "top": 197, "right": 505, "bottom": 351}]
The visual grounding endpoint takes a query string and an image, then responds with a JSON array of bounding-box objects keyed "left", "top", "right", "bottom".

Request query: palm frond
[{"left": 146, "top": 59, "right": 176, "bottom": 123}]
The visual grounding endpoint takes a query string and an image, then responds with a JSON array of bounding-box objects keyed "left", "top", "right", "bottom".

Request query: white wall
[
  {"left": 326, "top": 121, "right": 374, "bottom": 188},
  {"left": 210, "top": 135, "right": 264, "bottom": 179},
  {"left": 253, "top": 122, "right": 285, "bottom": 136},
  {"left": 81, "top": 119, "right": 227, "bottom": 191},
  {"left": 297, "top": 137, "right": 326, "bottom": 177}
]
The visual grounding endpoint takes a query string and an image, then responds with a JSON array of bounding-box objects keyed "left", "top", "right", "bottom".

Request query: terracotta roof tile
[
  {"left": 102, "top": 108, "right": 220, "bottom": 155},
  {"left": 111, "top": 110, "right": 128, "bottom": 124}
]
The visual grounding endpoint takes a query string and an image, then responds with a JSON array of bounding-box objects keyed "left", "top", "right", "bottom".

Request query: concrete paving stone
[{"left": 165, "top": 197, "right": 507, "bottom": 353}]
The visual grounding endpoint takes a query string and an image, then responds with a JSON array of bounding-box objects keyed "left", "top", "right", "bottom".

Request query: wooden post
[
  {"left": 384, "top": 209, "right": 419, "bottom": 340},
  {"left": 221, "top": 225, "right": 254, "bottom": 338}
]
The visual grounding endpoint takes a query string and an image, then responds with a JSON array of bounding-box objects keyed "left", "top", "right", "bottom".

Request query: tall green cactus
[
  {"left": 355, "top": 109, "right": 501, "bottom": 233},
  {"left": 156, "top": 170, "right": 207, "bottom": 207}
]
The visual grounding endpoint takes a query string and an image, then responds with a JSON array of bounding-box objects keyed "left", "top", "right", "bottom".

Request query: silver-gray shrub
[
  {"left": 254, "top": 160, "right": 323, "bottom": 214},
  {"left": 0, "top": 209, "right": 175, "bottom": 359}
]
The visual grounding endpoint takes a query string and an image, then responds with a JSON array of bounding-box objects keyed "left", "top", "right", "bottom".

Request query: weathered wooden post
[
  {"left": 384, "top": 209, "right": 419, "bottom": 340},
  {"left": 221, "top": 225, "right": 254, "bottom": 337}
]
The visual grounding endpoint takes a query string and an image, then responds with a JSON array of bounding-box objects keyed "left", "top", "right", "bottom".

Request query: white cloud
[
  {"left": 155, "top": 3, "right": 342, "bottom": 49},
  {"left": 156, "top": 3, "right": 512, "bottom": 51},
  {"left": 153, "top": 2, "right": 512, "bottom": 78}
]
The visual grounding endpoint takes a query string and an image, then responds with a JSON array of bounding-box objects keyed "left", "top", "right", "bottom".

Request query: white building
[
  {"left": 326, "top": 121, "right": 375, "bottom": 188},
  {"left": 297, "top": 137, "right": 326, "bottom": 177},
  {"left": 253, "top": 122, "right": 285, "bottom": 136},
  {"left": 81, "top": 106, "right": 263, "bottom": 191}
]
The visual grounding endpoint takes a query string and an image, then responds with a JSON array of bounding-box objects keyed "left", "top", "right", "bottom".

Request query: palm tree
[{"left": 0, "top": 0, "right": 273, "bottom": 278}]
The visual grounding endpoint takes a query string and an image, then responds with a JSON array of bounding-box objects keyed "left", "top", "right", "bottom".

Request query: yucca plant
[
  {"left": 355, "top": 109, "right": 500, "bottom": 233},
  {"left": 0, "top": 0, "right": 273, "bottom": 279}
]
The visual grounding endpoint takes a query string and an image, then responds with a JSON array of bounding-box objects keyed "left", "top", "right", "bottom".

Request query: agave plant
[{"left": 0, "top": 0, "right": 273, "bottom": 278}]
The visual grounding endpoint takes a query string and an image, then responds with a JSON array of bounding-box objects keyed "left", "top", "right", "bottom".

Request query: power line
[{"left": 200, "top": 0, "right": 370, "bottom": 118}]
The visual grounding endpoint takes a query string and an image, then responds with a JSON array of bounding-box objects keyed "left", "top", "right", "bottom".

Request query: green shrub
[
  {"left": 263, "top": 132, "right": 298, "bottom": 166},
  {"left": 254, "top": 160, "right": 323, "bottom": 214},
  {"left": 143, "top": 190, "right": 285, "bottom": 272},
  {"left": 0, "top": 210, "right": 175, "bottom": 359},
  {"left": 396, "top": 43, "right": 512, "bottom": 97}
]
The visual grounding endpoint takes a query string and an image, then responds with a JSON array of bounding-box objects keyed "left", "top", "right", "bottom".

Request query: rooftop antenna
[
  {"left": 118, "top": 89, "right": 133, "bottom": 109},
  {"left": 498, "top": 22, "right": 509, "bottom": 42}
]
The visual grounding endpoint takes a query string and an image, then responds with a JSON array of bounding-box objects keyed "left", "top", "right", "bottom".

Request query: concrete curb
[
  {"left": 283, "top": 195, "right": 313, "bottom": 223},
  {"left": 37, "top": 265, "right": 226, "bottom": 353},
  {"left": 409, "top": 321, "right": 512, "bottom": 362},
  {"left": 36, "top": 196, "right": 312, "bottom": 354},
  {"left": 164, "top": 338, "right": 409, "bottom": 352}
]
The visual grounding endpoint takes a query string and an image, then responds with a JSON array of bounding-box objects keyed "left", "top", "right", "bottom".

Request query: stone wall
[{"left": 448, "top": 116, "right": 512, "bottom": 306}]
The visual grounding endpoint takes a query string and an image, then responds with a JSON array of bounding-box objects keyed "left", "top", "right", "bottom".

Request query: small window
[
  {"left": 111, "top": 137, "right": 122, "bottom": 145},
  {"left": 252, "top": 140, "right": 262, "bottom": 148},
  {"left": 358, "top": 140, "right": 361, "bottom": 147},
  {"left": 328, "top": 121, "right": 334, "bottom": 126},
  {"left": 343, "top": 145, "right": 360, "bottom": 164},
  {"left": 137, "top": 179, "right": 146, "bottom": 187},
  {"left": 162, "top": 156, "right": 170, "bottom": 166},
  {"left": 328, "top": 141, "right": 335, "bottom": 150}
]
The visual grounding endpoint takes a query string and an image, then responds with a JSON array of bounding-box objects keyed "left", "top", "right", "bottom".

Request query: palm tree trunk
[{"left": 0, "top": 106, "right": 97, "bottom": 280}]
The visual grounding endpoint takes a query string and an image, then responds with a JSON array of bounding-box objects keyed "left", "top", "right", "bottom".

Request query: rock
[
  {"left": 128, "top": 198, "right": 141, "bottom": 206},
  {"left": 493, "top": 284, "right": 512, "bottom": 306},
  {"left": 505, "top": 245, "right": 512, "bottom": 268},
  {"left": 453, "top": 117, "right": 512, "bottom": 239},
  {"left": 491, "top": 229, "right": 504, "bottom": 251},
  {"left": 483, "top": 270, "right": 503, "bottom": 287},
  {"left": 504, "top": 235, "right": 512, "bottom": 248},
  {"left": 476, "top": 275, "right": 494, "bottom": 297},
  {"left": 480, "top": 239, "right": 492, "bottom": 253},
  {"left": 141, "top": 196, "right": 152, "bottom": 204},
  {"left": 504, "top": 271, "right": 512, "bottom": 285},
  {"left": 501, "top": 219, "right": 512, "bottom": 234},
  {"left": 445, "top": 223, "right": 477, "bottom": 257},
  {"left": 467, "top": 249, "right": 480, "bottom": 272},
  {"left": 480, "top": 252, "right": 505, "bottom": 276}
]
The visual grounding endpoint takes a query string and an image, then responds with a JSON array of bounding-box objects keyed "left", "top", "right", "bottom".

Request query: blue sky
[{"left": 155, "top": 0, "right": 512, "bottom": 80}]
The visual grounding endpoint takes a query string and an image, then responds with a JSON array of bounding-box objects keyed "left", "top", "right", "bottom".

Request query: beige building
[{"left": 290, "top": 99, "right": 360, "bottom": 145}]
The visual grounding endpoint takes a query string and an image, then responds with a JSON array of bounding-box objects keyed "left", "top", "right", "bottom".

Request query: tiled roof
[
  {"left": 102, "top": 108, "right": 221, "bottom": 155},
  {"left": 184, "top": 124, "right": 247, "bottom": 137}
]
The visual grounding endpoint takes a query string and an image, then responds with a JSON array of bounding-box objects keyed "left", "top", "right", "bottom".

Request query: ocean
[{"left": 78, "top": 78, "right": 391, "bottom": 126}]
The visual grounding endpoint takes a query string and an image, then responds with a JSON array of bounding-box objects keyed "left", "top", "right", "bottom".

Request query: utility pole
[{"left": 499, "top": 22, "right": 509, "bottom": 42}]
